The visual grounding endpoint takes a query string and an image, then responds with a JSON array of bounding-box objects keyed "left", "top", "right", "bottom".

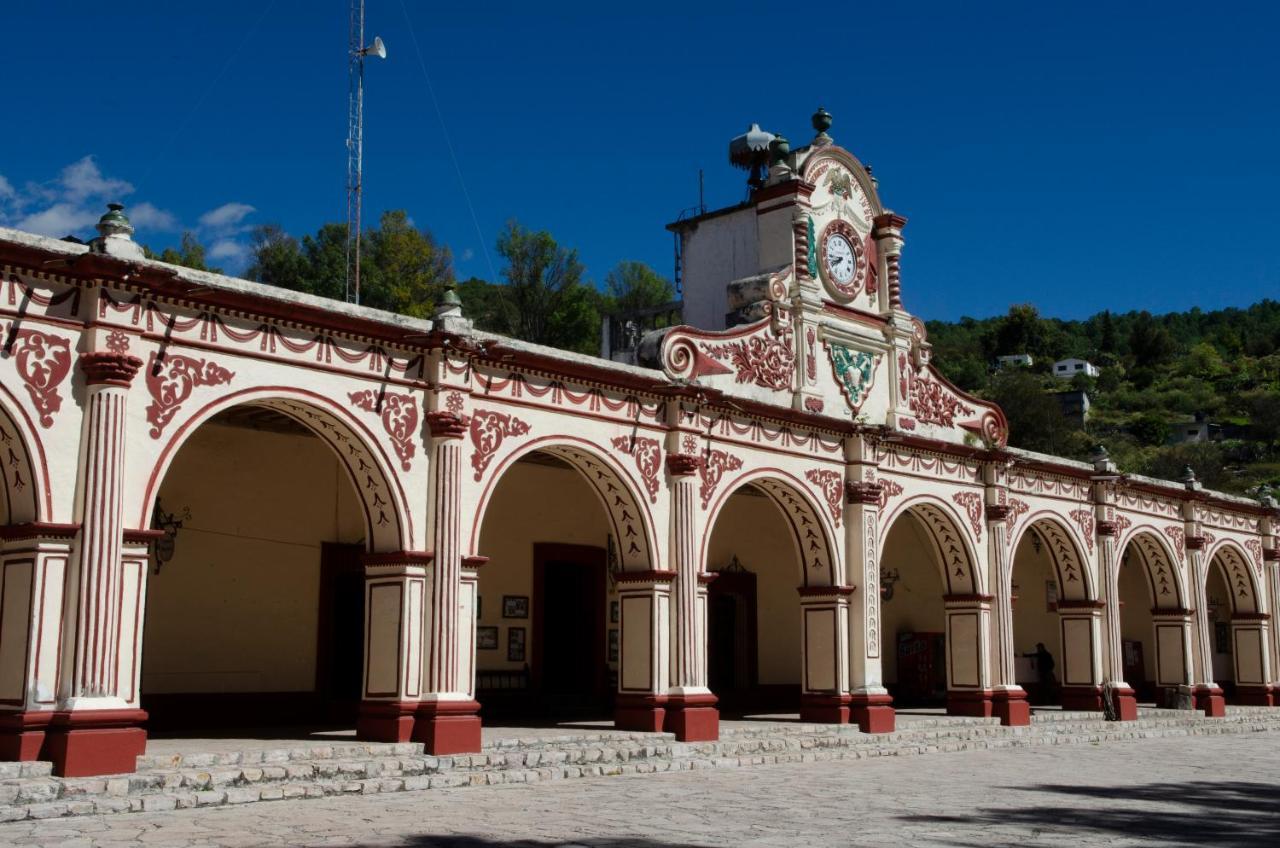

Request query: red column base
[
  {"left": 413, "top": 700, "right": 482, "bottom": 755},
  {"left": 1060, "top": 685, "right": 1105, "bottom": 711},
  {"left": 614, "top": 694, "right": 667, "bottom": 733},
  {"left": 947, "top": 689, "right": 995, "bottom": 718},
  {"left": 356, "top": 700, "right": 417, "bottom": 742},
  {"left": 799, "top": 693, "right": 851, "bottom": 724},
  {"left": 1233, "top": 686, "right": 1274, "bottom": 707},
  {"left": 848, "top": 692, "right": 895, "bottom": 733},
  {"left": 44, "top": 709, "right": 147, "bottom": 777},
  {"left": 0, "top": 711, "right": 53, "bottom": 762},
  {"left": 663, "top": 693, "right": 718, "bottom": 742},
  {"left": 1194, "top": 686, "right": 1226, "bottom": 717},
  {"left": 992, "top": 689, "right": 1031, "bottom": 726},
  {"left": 1109, "top": 686, "right": 1139, "bottom": 721}
]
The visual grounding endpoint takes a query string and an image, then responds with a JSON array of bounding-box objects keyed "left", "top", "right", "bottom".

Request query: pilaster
[
  {"left": 356, "top": 551, "right": 431, "bottom": 743},
  {"left": 1185, "top": 535, "right": 1225, "bottom": 716},
  {"left": 985, "top": 498, "right": 1029, "bottom": 726}
]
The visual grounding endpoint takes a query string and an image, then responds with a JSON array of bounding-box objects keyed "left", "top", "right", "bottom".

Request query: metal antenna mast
[{"left": 345, "top": 1, "right": 386, "bottom": 304}]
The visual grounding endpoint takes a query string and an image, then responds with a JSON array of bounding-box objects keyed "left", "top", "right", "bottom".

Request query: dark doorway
[
  {"left": 533, "top": 544, "right": 607, "bottom": 715},
  {"left": 707, "top": 568, "right": 757, "bottom": 710},
  {"left": 316, "top": 542, "right": 366, "bottom": 722}
]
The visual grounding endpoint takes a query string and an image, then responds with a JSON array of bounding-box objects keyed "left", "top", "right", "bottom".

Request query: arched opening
[
  {"left": 1010, "top": 517, "right": 1100, "bottom": 710},
  {"left": 0, "top": 392, "right": 45, "bottom": 526},
  {"left": 1206, "top": 543, "right": 1271, "bottom": 705},
  {"left": 1116, "top": 530, "right": 1190, "bottom": 707},
  {"left": 703, "top": 477, "right": 831, "bottom": 716},
  {"left": 471, "top": 445, "right": 647, "bottom": 723},
  {"left": 880, "top": 500, "right": 988, "bottom": 716},
  {"left": 140, "top": 400, "right": 399, "bottom": 734}
]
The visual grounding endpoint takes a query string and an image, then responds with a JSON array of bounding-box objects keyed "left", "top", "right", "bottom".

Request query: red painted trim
[
  {"left": 461, "top": 555, "right": 489, "bottom": 570},
  {"left": 362, "top": 550, "right": 433, "bottom": 567},
  {"left": 614, "top": 569, "right": 677, "bottom": 584},
  {"left": 78, "top": 351, "right": 142, "bottom": 386},
  {"left": 1055, "top": 599, "right": 1106, "bottom": 610},
  {"left": 363, "top": 580, "right": 405, "bottom": 699},
  {"left": 797, "top": 585, "right": 856, "bottom": 597},
  {"left": 0, "top": 522, "right": 79, "bottom": 541}
]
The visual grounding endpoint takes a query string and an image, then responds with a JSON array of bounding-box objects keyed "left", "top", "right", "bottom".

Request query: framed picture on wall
[
  {"left": 1045, "top": 580, "right": 1059, "bottom": 611},
  {"left": 503, "top": 595, "right": 529, "bottom": 619},
  {"left": 477, "top": 626, "right": 498, "bottom": 650},
  {"left": 608, "top": 628, "right": 619, "bottom": 663},
  {"left": 508, "top": 627, "right": 526, "bottom": 662},
  {"left": 477, "top": 595, "right": 482, "bottom": 621},
  {"left": 610, "top": 600, "right": 619, "bottom": 624}
]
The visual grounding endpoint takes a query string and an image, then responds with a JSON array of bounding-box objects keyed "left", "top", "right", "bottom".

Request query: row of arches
[{"left": 0, "top": 388, "right": 1272, "bottom": 743}]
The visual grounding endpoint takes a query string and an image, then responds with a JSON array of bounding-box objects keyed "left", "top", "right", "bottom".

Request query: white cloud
[
  {"left": 129, "top": 201, "right": 179, "bottom": 232},
  {"left": 198, "top": 202, "right": 255, "bottom": 231},
  {"left": 59, "top": 156, "right": 133, "bottom": 203},
  {"left": 461, "top": 247, "right": 475, "bottom": 262},
  {"left": 16, "top": 203, "right": 102, "bottom": 238},
  {"left": 0, "top": 175, "right": 13, "bottom": 201},
  {"left": 208, "top": 238, "right": 249, "bottom": 263}
]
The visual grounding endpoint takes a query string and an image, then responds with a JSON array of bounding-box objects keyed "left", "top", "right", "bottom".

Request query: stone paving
[{"left": 0, "top": 731, "right": 1276, "bottom": 847}]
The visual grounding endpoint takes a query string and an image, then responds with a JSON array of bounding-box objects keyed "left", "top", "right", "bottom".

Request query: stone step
[{"left": 5, "top": 712, "right": 1280, "bottom": 823}]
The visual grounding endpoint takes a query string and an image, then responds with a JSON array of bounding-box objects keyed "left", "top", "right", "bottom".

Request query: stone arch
[
  {"left": 0, "top": 383, "right": 46, "bottom": 525},
  {"left": 703, "top": 468, "right": 838, "bottom": 587},
  {"left": 1207, "top": 541, "right": 1260, "bottom": 616},
  {"left": 137, "top": 386, "right": 412, "bottom": 552},
  {"left": 1010, "top": 512, "right": 1094, "bottom": 601},
  {"left": 468, "top": 435, "right": 658, "bottom": 572},
  {"left": 882, "top": 495, "right": 983, "bottom": 595},
  {"left": 1119, "top": 528, "right": 1187, "bottom": 610}
]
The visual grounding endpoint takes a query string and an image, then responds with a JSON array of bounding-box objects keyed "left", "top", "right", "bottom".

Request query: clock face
[{"left": 825, "top": 233, "right": 856, "bottom": 284}]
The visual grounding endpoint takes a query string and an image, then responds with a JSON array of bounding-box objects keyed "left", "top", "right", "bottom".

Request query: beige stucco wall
[
  {"left": 706, "top": 490, "right": 801, "bottom": 685},
  {"left": 1118, "top": 556, "right": 1157, "bottom": 686},
  {"left": 475, "top": 460, "right": 613, "bottom": 673},
  {"left": 879, "top": 514, "right": 947, "bottom": 685},
  {"left": 141, "top": 421, "right": 364, "bottom": 694},
  {"left": 1011, "top": 535, "right": 1061, "bottom": 684}
]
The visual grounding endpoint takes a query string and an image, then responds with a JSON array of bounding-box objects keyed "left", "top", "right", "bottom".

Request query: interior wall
[
  {"left": 1118, "top": 553, "right": 1157, "bottom": 687},
  {"left": 706, "top": 489, "right": 800, "bottom": 685},
  {"left": 1205, "top": 562, "right": 1234, "bottom": 683},
  {"left": 1011, "top": 530, "right": 1061, "bottom": 685},
  {"left": 475, "top": 460, "right": 612, "bottom": 673},
  {"left": 879, "top": 514, "right": 946, "bottom": 686},
  {"left": 142, "top": 420, "right": 364, "bottom": 694}
]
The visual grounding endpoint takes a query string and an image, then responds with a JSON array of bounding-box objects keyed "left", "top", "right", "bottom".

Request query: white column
[
  {"left": 986, "top": 502, "right": 1029, "bottom": 725},
  {"left": 1186, "top": 539, "right": 1225, "bottom": 716},
  {"left": 1097, "top": 522, "right": 1138, "bottom": 719},
  {"left": 843, "top": 477, "right": 894, "bottom": 732}
]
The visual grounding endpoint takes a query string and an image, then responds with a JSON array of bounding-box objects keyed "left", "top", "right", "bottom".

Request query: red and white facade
[{"left": 0, "top": 120, "right": 1276, "bottom": 776}]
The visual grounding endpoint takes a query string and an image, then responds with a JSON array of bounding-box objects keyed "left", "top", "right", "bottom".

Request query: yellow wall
[
  {"left": 475, "top": 460, "right": 612, "bottom": 672},
  {"left": 1011, "top": 533, "right": 1062, "bottom": 684},
  {"left": 706, "top": 489, "right": 801, "bottom": 685},
  {"left": 1118, "top": 554, "right": 1157, "bottom": 685},
  {"left": 879, "top": 514, "right": 946, "bottom": 685},
  {"left": 142, "top": 420, "right": 364, "bottom": 694}
]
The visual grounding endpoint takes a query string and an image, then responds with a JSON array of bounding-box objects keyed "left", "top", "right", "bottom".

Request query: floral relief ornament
[
  {"left": 4, "top": 325, "right": 72, "bottom": 428},
  {"left": 827, "top": 342, "right": 879, "bottom": 413},
  {"left": 804, "top": 469, "right": 844, "bottom": 527},
  {"left": 469, "top": 409, "right": 531, "bottom": 481},
  {"left": 145, "top": 352, "right": 235, "bottom": 438},
  {"left": 349, "top": 389, "right": 420, "bottom": 471},
  {"left": 611, "top": 435, "right": 661, "bottom": 503},
  {"left": 701, "top": 330, "right": 794, "bottom": 392}
]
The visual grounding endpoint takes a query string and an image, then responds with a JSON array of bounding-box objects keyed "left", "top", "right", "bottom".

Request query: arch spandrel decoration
[
  {"left": 1011, "top": 514, "right": 1094, "bottom": 602},
  {"left": 1121, "top": 529, "right": 1187, "bottom": 610},
  {"left": 469, "top": 437, "right": 658, "bottom": 573},
  {"left": 1208, "top": 542, "right": 1260, "bottom": 615},
  {"left": 882, "top": 496, "right": 982, "bottom": 596},
  {"left": 137, "top": 389, "right": 413, "bottom": 553},
  {"left": 0, "top": 388, "right": 45, "bottom": 525},
  {"left": 703, "top": 469, "right": 839, "bottom": 588}
]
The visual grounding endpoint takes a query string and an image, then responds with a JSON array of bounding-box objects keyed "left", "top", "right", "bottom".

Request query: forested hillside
[{"left": 926, "top": 302, "right": 1280, "bottom": 496}]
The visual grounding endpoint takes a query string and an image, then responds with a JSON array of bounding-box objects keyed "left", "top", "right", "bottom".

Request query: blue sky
[{"left": 1, "top": 2, "right": 1277, "bottom": 321}]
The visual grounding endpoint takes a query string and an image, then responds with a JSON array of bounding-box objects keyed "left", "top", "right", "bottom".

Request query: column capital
[
  {"left": 665, "top": 454, "right": 703, "bottom": 477},
  {"left": 1264, "top": 548, "right": 1279, "bottom": 563},
  {"left": 1097, "top": 519, "right": 1119, "bottom": 537},
  {"left": 985, "top": 503, "right": 1012, "bottom": 523},
  {"left": 1186, "top": 535, "right": 1208, "bottom": 550},
  {"left": 78, "top": 352, "right": 142, "bottom": 387},
  {"left": 425, "top": 411, "right": 469, "bottom": 439},
  {"left": 844, "top": 480, "right": 883, "bottom": 505}
]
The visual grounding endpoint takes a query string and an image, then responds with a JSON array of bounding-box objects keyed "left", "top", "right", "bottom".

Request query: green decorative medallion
[
  {"left": 829, "top": 343, "right": 879, "bottom": 412},
  {"left": 806, "top": 215, "right": 818, "bottom": 279}
]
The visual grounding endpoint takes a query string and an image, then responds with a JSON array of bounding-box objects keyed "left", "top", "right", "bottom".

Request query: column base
[
  {"left": 614, "top": 694, "right": 667, "bottom": 733},
  {"left": 0, "top": 711, "right": 53, "bottom": 762},
  {"left": 1233, "top": 686, "right": 1274, "bottom": 707},
  {"left": 946, "top": 689, "right": 995, "bottom": 718},
  {"left": 44, "top": 709, "right": 147, "bottom": 777},
  {"left": 1060, "top": 685, "right": 1105, "bottom": 711},
  {"left": 413, "top": 700, "right": 482, "bottom": 755},
  {"left": 356, "top": 700, "right": 417, "bottom": 743},
  {"left": 848, "top": 692, "right": 895, "bottom": 733},
  {"left": 992, "top": 689, "right": 1031, "bottom": 726},
  {"left": 663, "top": 693, "right": 718, "bottom": 742},
  {"left": 799, "top": 693, "right": 851, "bottom": 724},
  {"left": 1108, "top": 686, "right": 1139, "bottom": 721},
  {"left": 1193, "top": 686, "right": 1226, "bottom": 717}
]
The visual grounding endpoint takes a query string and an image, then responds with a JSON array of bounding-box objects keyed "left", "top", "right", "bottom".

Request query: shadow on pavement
[
  {"left": 898, "top": 780, "right": 1280, "bottom": 847},
  {"left": 336, "top": 838, "right": 713, "bottom": 848}
]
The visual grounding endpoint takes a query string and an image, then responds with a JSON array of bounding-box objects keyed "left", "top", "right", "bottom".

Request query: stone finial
[
  {"left": 1180, "top": 465, "right": 1201, "bottom": 490},
  {"left": 811, "top": 106, "right": 833, "bottom": 146},
  {"left": 1090, "top": 444, "right": 1117, "bottom": 474},
  {"left": 90, "top": 203, "right": 145, "bottom": 260},
  {"left": 1258, "top": 484, "right": 1277, "bottom": 509},
  {"left": 433, "top": 280, "right": 472, "bottom": 333}
]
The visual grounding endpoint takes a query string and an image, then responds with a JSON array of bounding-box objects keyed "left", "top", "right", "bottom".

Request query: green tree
[
  {"left": 1128, "top": 311, "right": 1176, "bottom": 368},
  {"left": 360, "top": 210, "right": 453, "bottom": 318},
  {"left": 148, "top": 232, "right": 221, "bottom": 273},
  {"left": 245, "top": 224, "right": 307, "bottom": 290},
  {"left": 494, "top": 221, "right": 599, "bottom": 353},
  {"left": 989, "top": 370, "right": 1077, "bottom": 454},
  {"left": 604, "top": 261, "right": 676, "bottom": 313}
]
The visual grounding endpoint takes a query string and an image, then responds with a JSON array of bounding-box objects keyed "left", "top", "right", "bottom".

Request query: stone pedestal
[
  {"left": 1193, "top": 685, "right": 1226, "bottom": 717},
  {"left": 663, "top": 692, "right": 719, "bottom": 741},
  {"left": 44, "top": 709, "right": 147, "bottom": 778},
  {"left": 992, "top": 688, "right": 1031, "bottom": 726},
  {"left": 414, "top": 699, "right": 483, "bottom": 755},
  {"left": 848, "top": 692, "right": 895, "bottom": 733}
]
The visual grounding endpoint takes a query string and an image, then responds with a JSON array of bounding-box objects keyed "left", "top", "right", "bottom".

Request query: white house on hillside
[
  {"left": 996, "top": 354, "right": 1033, "bottom": 369},
  {"left": 1053, "top": 358, "right": 1099, "bottom": 379}
]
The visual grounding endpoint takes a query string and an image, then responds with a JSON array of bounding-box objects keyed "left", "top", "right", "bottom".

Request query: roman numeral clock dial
[{"left": 818, "top": 218, "right": 866, "bottom": 300}]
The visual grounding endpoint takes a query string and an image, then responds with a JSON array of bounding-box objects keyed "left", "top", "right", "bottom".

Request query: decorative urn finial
[
  {"left": 96, "top": 203, "right": 134, "bottom": 239},
  {"left": 769, "top": 134, "right": 790, "bottom": 165},
  {"left": 811, "top": 106, "right": 833, "bottom": 145},
  {"left": 90, "top": 202, "right": 144, "bottom": 259}
]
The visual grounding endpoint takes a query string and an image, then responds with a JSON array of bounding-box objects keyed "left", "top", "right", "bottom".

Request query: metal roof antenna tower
[{"left": 345, "top": 0, "right": 387, "bottom": 304}]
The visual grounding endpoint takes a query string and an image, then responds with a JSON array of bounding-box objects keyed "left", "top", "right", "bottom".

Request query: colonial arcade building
[{"left": 0, "top": 113, "right": 1276, "bottom": 777}]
